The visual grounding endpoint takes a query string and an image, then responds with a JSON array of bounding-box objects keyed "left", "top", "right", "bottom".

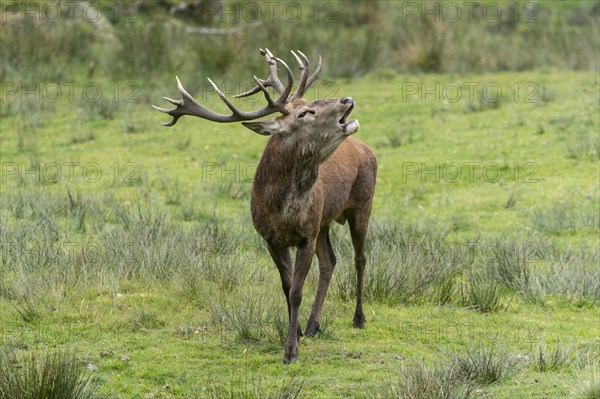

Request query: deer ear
[{"left": 242, "top": 120, "right": 282, "bottom": 136}]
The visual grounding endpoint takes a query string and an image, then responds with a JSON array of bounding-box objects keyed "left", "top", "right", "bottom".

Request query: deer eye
[{"left": 298, "top": 110, "right": 315, "bottom": 118}]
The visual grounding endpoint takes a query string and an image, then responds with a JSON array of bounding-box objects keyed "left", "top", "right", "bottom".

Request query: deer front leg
[
  {"left": 305, "top": 226, "right": 336, "bottom": 336},
  {"left": 284, "top": 239, "right": 316, "bottom": 364},
  {"left": 266, "top": 242, "right": 302, "bottom": 341}
]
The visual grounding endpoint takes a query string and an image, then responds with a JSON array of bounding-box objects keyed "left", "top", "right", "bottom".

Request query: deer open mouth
[
  {"left": 340, "top": 103, "right": 359, "bottom": 135},
  {"left": 339, "top": 103, "right": 354, "bottom": 126}
]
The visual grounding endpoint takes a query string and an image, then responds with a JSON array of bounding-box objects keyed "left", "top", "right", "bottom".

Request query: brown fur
[{"left": 247, "top": 98, "right": 377, "bottom": 363}]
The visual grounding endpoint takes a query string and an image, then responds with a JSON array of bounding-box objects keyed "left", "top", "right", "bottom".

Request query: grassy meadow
[{"left": 1, "top": 1, "right": 599, "bottom": 398}]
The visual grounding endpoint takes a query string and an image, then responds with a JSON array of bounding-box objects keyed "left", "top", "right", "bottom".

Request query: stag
[{"left": 154, "top": 49, "right": 377, "bottom": 363}]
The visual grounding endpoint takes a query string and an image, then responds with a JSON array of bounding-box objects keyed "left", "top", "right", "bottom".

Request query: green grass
[
  {"left": 1, "top": 69, "right": 599, "bottom": 398},
  {"left": 0, "top": 346, "right": 102, "bottom": 399}
]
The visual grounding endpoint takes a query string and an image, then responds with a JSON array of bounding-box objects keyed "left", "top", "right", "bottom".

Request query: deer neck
[{"left": 253, "top": 134, "right": 322, "bottom": 213}]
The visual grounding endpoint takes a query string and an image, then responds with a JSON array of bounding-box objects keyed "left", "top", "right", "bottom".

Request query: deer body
[
  {"left": 155, "top": 49, "right": 376, "bottom": 363},
  {"left": 252, "top": 132, "right": 376, "bottom": 362},
  {"left": 252, "top": 135, "right": 375, "bottom": 246}
]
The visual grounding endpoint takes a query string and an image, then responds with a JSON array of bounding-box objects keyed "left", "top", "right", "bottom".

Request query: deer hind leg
[
  {"left": 347, "top": 203, "right": 372, "bottom": 329},
  {"left": 305, "top": 226, "right": 336, "bottom": 337},
  {"left": 266, "top": 242, "right": 302, "bottom": 342}
]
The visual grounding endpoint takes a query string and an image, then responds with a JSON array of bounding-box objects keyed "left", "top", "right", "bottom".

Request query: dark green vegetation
[
  {"left": 1, "top": 1, "right": 599, "bottom": 398},
  {"left": 2, "top": 0, "right": 599, "bottom": 83}
]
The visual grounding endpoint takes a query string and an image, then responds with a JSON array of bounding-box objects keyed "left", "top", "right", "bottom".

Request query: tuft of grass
[
  {"left": 447, "top": 213, "right": 471, "bottom": 232},
  {"left": 383, "top": 128, "right": 417, "bottom": 148},
  {"left": 566, "top": 127, "right": 600, "bottom": 161},
  {"left": 481, "top": 238, "right": 531, "bottom": 293},
  {"left": 3, "top": 275, "right": 46, "bottom": 323},
  {"left": 207, "top": 376, "right": 304, "bottom": 399},
  {"left": 449, "top": 346, "right": 522, "bottom": 385},
  {"left": 571, "top": 373, "right": 600, "bottom": 399},
  {"left": 530, "top": 340, "right": 575, "bottom": 372},
  {"left": 478, "top": 237, "right": 599, "bottom": 304},
  {"left": 0, "top": 346, "right": 102, "bottom": 399},
  {"left": 129, "top": 308, "right": 166, "bottom": 331},
  {"left": 574, "top": 343, "right": 600, "bottom": 370},
  {"left": 209, "top": 288, "right": 286, "bottom": 344},
  {"left": 528, "top": 196, "right": 599, "bottom": 234},
  {"left": 359, "top": 346, "right": 527, "bottom": 398},
  {"left": 432, "top": 278, "right": 457, "bottom": 306},
  {"left": 70, "top": 131, "right": 96, "bottom": 145},
  {"left": 392, "top": 362, "right": 475, "bottom": 399},
  {"left": 459, "top": 273, "right": 505, "bottom": 313},
  {"left": 10, "top": 299, "right": 42, "bottom": 324},
  {"left": 159, "top": 175, "right": 182, "bottom": 206}
]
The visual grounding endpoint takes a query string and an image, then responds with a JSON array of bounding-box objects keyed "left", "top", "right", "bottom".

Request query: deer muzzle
[{"left": 339, "top": 97, "right": 359, "bottom": 135}]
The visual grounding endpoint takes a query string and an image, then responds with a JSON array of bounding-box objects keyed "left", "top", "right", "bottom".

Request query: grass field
[{"left": 1, "top": 67, "right": 599, "bottom": 398}]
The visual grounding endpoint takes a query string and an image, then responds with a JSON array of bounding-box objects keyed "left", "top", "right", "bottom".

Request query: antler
[
  {"left": 153, "top": 49, "right": 321, "bottom": 126},
  {"left": 290, "top": 50, "right": 322, "bottom": 101},
  {"left": 235, "top": 48, "right": 293, "bottom": 98}
]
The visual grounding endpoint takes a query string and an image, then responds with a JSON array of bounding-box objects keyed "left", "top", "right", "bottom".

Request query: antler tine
[
  {"left": 290, "top": 50, "right": 310, "bottom": 100},
  {"left": 297, "top": 50, "right": 310, "bottom": 66},
  {"left": 262, "top": 48, "right": 285, "bottom": 94},
  {"left": 235, "top": 48, "right": 285, "bottom": 99},
  {"left": 153, "top": 75, "right": 286, "bottom": 126},
  {"left": 274, "top": 57, "right": 294, "bottom": 101},
  {"left": 207, "top": 77, "right": 243, "bottom": 117},
  {"left": 233, "top": 84, "right": 262, "bottom": 99},
  {"left": 252, "top": 75, "right": 276, "bottom": 107},
  {"left": 306, "top": 54, "right": 322, "bottom": 88}
]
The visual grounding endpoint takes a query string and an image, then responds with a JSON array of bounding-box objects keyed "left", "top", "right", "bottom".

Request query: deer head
[
  {"left": 243, "top": 96, "right": 359, "bottom": 163},
  {"left": 154, "top": 49, "right": 358, "bottom": 162}
]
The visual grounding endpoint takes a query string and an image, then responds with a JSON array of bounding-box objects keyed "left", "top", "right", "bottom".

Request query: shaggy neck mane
[{"left": 254, "top": 134, "right": 321, "bottom": 211}]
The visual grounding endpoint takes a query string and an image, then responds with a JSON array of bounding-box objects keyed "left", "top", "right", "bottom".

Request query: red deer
[{"left": 154, "top": 49, "right": 377, "bottom": 363}]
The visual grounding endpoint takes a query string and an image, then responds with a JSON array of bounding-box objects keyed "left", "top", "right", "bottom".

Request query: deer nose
[{"left": 341, "top": 97, "right": 353, "bottom": 105}]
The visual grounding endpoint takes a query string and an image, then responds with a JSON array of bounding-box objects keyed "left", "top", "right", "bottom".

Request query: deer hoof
[
  {"left": 353, "top": 313, "right": 366, "bottom": 329},
  {"left": 283, "top": 355, "right": 297, "bottom": 365},
  {"left": 284, "top": 346, "right": 298, "bottom": 364},
  {"left": 304, "top": 320, "right": 320, "bottom": 337}
]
